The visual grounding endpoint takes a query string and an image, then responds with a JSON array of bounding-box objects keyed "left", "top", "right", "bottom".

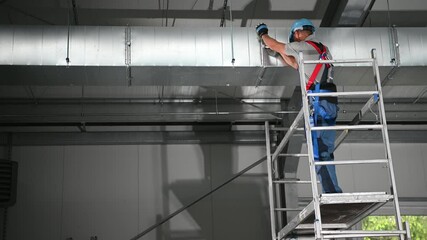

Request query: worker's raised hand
[{"left": 255, "top": 23, "right": 268, "bottom": 37}]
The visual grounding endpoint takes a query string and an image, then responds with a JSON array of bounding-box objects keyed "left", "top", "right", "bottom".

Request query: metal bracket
[
  {"left": 389, "top": 25, "right": 400, "bottom": 66},
  {"left": 125, "top": 26, "right": 132, "bottom": 86}
]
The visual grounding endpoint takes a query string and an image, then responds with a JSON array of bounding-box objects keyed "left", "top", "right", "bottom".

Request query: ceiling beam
[
  {"left": 0, "top": 7, "right": 320, "bottom": 25},
  {"left": 0, "top": 101, "right": 425, "bottom": 124},
  {"left": 0, "top": 3, "right": 55, "bottom": 25},
  {"left": 320, "top": 0, "right": 342, "bottom": 27},
  {"left": 3, "top": 127, "right": 427, "bottom": 145},
  {"left": 320, "top": 0, "right": 376, "bottom": 27}
]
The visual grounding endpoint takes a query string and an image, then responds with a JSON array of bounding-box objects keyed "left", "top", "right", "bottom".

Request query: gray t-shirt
[{"left": 284, "top": 35, "right": 333, "bottom": 86}]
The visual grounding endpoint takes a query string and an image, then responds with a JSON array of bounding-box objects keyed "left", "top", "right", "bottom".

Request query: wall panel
[
  {"left": 6, "top": 142, "right": 427, "bottom": 240},
  {"left": 61, "top": 145, "right": 139, "bottom": 240},
  {"left": 210, "top": 144, "right": 269, "bottom": 240},
  {"left": 8, "top": 146, "right": 63, "bottom": 240}
]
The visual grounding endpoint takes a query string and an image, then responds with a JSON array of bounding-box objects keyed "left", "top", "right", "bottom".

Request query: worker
[{"left": 255, "top": 19, "right": 342, "bottom": 193}]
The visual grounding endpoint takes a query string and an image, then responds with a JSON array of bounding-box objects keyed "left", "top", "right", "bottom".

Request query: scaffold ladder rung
[
  {"left": 270, "top": 127, "right": 305, "bottom": 131},
  {"left": 311, "top": 124, "right": 383, "bottom": 131},
  {"left": 307, "top": 91, "right": 378, "bottom": 97},
  {"left": 273, "top": 179, "right": 318, "bottom": 184},
  {"left": 274, "top": 208, "right": 304, "bottom": 212},
  {"left": 322, "top": 230, "right": 407, "bottom": 239},
  {"left": 314, "top": 159, "right": 389, "bottom": 166},
  {"left": 303, "top": 58, "right": 374, "bottom": 64},
  {"left": 277, "top": 153, "right": 308, "bottom": 157}
]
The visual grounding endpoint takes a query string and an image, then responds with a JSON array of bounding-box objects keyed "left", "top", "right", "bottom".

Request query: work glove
[{"left": 255, "top": 23, "right": 268, "bottom": 37}]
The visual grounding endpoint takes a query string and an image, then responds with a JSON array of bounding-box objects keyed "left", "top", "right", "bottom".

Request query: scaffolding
[{"left": 264, "top": 49, "right": 412, "bottom": 239}]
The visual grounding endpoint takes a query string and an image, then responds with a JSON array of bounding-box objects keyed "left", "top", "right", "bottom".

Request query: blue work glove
[{"left": 255, "top": 23, "right": 268, "bottom": 37}]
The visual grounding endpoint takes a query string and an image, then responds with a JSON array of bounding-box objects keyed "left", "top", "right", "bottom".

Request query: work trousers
[{"left": 313, "top": 120, "right": 343, "bottom": 193}]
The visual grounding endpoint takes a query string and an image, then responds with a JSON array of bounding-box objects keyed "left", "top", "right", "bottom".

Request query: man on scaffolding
[{"left": 256, "top": 19, "right": 343, "bottom": 193}]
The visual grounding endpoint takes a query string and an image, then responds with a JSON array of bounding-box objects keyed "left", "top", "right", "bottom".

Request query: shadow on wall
[
  {"left": 159, "top": 137, "right": 170, "bottom": 240},
  {"left": 169, "top": 177, "right": 269, "bottom": 240},
  {"left": 161, "top": 124, "right": 270, "bottom": 239}
]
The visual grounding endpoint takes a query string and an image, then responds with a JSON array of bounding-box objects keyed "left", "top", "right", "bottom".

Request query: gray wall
[
  {"left": 6, "top": 142, "right": 427, "bottom": 240},
  {"left": 8, "top": 144, "right": 268, "bottom": 240}
]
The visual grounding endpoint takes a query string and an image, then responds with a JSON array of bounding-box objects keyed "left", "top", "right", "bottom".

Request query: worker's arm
[
  {"left": 256, "top": 23, "right": 299, "bottom": 69},
  {"left": 261, "top": 35, "right": 298, "bottom": 69}
]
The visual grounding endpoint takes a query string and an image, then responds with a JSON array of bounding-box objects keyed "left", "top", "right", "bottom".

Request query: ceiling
[
  {"left": 1, "top": 0, "right": 427, "bottom": 129},
  {"left": 1, "top": 0, "right": 427, "bottom": 27}
]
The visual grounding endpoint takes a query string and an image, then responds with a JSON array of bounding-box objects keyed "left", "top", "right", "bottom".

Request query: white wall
[{"left": 7, "top": 142, "right": 427, "bottom": 240}]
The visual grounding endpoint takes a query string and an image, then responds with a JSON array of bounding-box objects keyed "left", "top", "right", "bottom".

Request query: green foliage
[{"left": 362, "top": 216, "right": 427, "bottom": 240}]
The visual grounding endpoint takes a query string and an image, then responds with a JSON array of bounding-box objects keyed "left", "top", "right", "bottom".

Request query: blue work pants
[{"left": 313, "top": 120, "right": 343, "bottom": 193}]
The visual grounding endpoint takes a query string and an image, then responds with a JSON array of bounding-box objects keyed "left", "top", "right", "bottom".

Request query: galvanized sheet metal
[
  {"left": 0, "top": 26, "right": 404, "bottom": 67},
  {"left": 397, "top": 28, "right": 427, "bottom": 66},
  {"left": 1, "top": 26, "right": 427, "bottom": 87}
]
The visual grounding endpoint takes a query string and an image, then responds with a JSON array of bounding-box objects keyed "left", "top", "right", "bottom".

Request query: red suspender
[{"left": 305, "top": 41, "right": 328, "bottom": 90}]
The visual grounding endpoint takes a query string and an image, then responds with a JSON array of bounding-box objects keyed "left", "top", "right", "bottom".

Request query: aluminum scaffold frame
[{"left": 264, "top": 49, "right": 412, "bottom": 240}]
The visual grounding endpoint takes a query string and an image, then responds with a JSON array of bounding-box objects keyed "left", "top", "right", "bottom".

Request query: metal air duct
[{"left": 3, "top": 26, "right": 425, "bottom": 87}]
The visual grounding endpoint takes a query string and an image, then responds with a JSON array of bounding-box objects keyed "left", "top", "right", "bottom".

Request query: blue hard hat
[{"left": 289, "top": 18, "right": 316, "bottom": 43}]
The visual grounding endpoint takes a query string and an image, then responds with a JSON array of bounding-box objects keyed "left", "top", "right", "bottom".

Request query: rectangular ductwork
[
  {"left": 0, "top": 26, "right": 395, "bottom": 67},
  {"left": 0, "top": 26, "right": 427, "bottom": 87}
]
